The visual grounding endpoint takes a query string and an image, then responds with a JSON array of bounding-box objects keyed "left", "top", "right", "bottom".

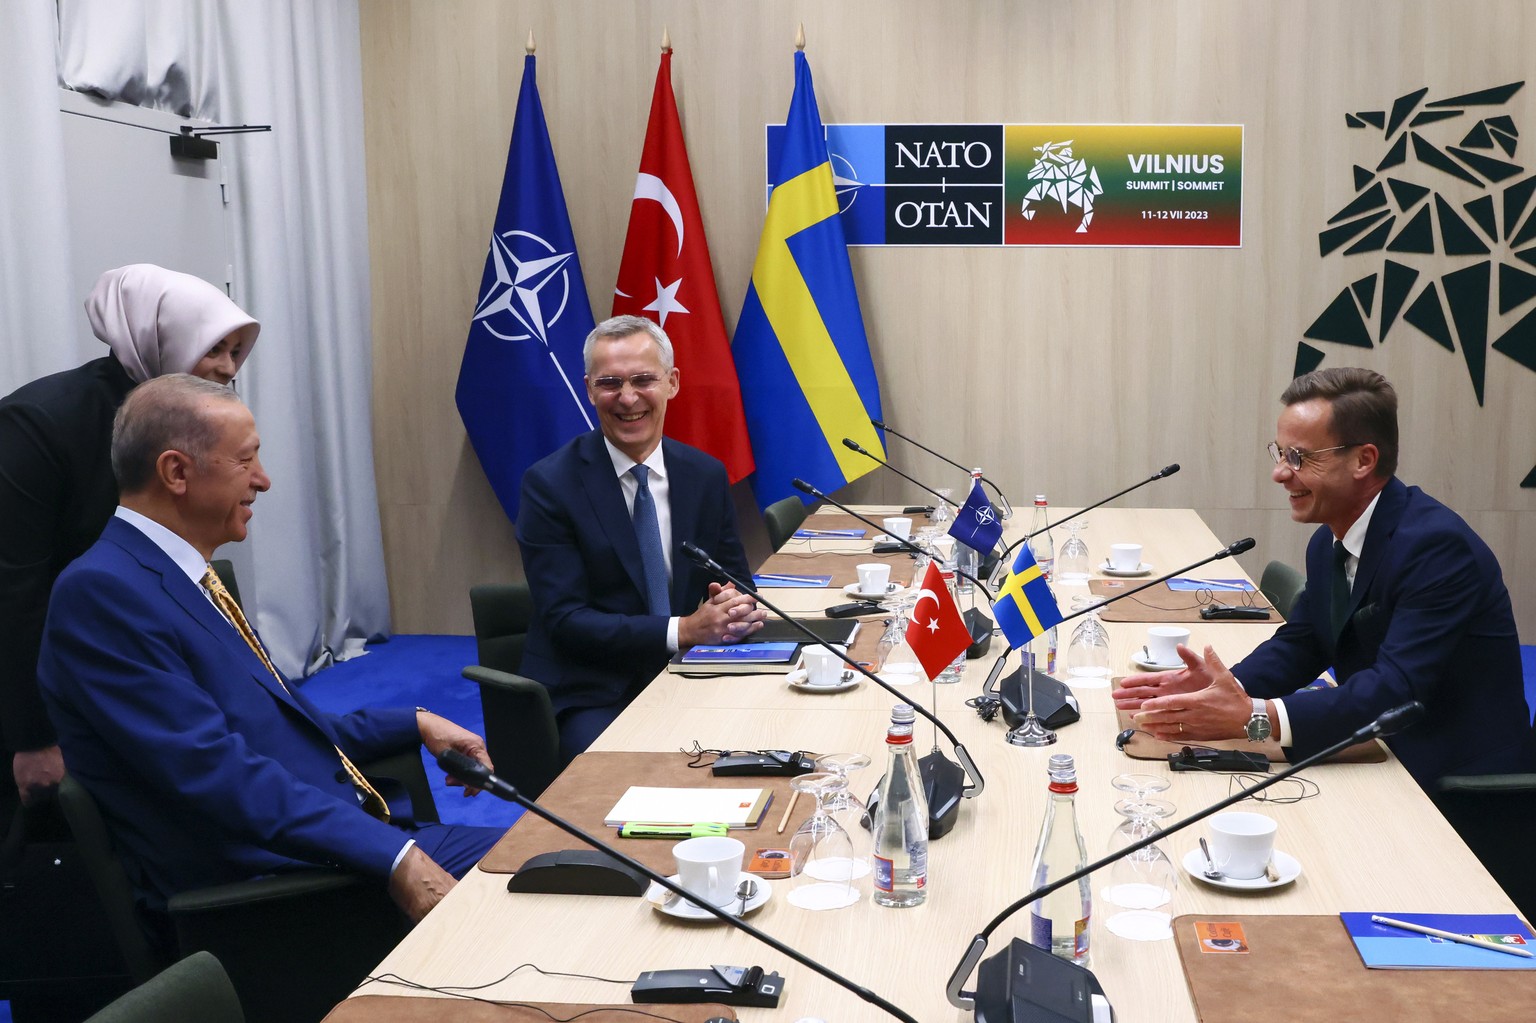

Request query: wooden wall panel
[{"left": 361, "top": 0, "right": 1536, "bottom": 636}]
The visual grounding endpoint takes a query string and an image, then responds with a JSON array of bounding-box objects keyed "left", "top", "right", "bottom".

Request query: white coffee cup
[
  {"left": 1207, "top": 812, "right": 1277, "bottom": 880},
  {"left": 801, "top": 645, "right": 847, "bottom": 687},
  {"left": 674, "top": 835, "right": 745, "bottom": 907},
  {"left": 882, "top": 516, "right": 913, "bottom": 541},
  {"left": 1145, "top": 626, "right": 1190, "bottom": 666},
  {"left": 856, "top": 562, "right": 892, "bottom": 595},
  {"left": 1109, "top": 543, "right": 1143, "bottom": 571}
]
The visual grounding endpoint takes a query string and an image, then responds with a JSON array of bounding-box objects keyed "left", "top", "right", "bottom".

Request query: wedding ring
[{"left": 1178, "top": 722, "right": 1185, "bottom": 734}]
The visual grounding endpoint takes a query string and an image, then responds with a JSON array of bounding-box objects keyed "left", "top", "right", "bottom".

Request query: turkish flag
[
  {"left": 905, "top": 561, "right": 971, "bottom": 681},
  {"left": 613, "top": 51, "right": 754, "bottom": 483}
]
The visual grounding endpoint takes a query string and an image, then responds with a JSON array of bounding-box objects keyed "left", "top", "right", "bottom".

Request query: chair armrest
[
  {"left": 362, "top": 749, "right": 440, "bottom": 825},
  {"left": 166, "top": 869, "right": 364, "bottom": 915},
  {"left": 461, "top": 664, "right": 555, "bottom": 711},
  {"left": 1437, "top": 774, "right": 1536, "bottom": 794}
]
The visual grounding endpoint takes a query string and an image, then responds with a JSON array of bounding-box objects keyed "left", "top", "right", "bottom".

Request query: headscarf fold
[{"left": 85, "top": 264, "right": 260, "bottom": 383}]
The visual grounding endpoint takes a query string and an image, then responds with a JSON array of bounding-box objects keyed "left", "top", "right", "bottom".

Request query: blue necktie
[{"left": 631, "top": 464, "right": 671, "bottom": 616}]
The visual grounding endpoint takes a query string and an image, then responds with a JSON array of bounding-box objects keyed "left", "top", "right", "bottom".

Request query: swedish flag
[
  {"left": 733, "top": 51, "right": 885, "bottom": 508},
  {"left": 992, "top": 543, "right": 1065, "bottom": 649}
]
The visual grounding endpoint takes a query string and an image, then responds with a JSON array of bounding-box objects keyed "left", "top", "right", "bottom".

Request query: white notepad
[{"left": 604, "top": 786, "right": 772, "bottom": 829}]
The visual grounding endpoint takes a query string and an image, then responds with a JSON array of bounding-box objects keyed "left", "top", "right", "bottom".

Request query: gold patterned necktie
[{"left": 201, "top": 567, "right": 390, "bottom": 822}]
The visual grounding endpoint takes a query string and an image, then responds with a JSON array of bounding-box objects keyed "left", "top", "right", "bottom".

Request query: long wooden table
[{"left": 350, "top": 507, "right": 1517, "bottom": 1021}]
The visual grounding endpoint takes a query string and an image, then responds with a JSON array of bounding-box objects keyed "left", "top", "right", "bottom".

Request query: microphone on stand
[
  {"left": 990, "top": 464, "right": 1182, "bottom": 588},
  {"left": 791, "top": 478, "right": 995, "bottom": 659},
  {"left": 841, "top": 437, "right": 957, "bottom": 512},
  {"left": 436, "top": 750, "right": 919, "bottom": 1023},
  {"left": 870, "top": 417, "right": 1014, "bottom": 519},
  {"left": 981, "top": 538, "right": 1257, "bottom": 732},
  {"left": 683, "top": 541, "right": 983, "bottom": 840},
  {"left": 944, "top": 701, "right": 1426, "bottom": 1021}
]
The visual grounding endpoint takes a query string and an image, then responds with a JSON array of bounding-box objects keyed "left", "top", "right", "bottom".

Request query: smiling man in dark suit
[
  {"left": 517, "top": 315, "right": 764, "bottom": 761},
  {"left": 38, "top": 375, "right": 502, "bottom": 922},
  {"left": 1115, "top": 367, "right": 1533, "bottom": 788}
]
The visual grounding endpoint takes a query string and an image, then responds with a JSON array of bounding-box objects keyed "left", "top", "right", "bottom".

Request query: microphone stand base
[{"left": 1005, "top": 712, "right": 1058, "bottom": 747}]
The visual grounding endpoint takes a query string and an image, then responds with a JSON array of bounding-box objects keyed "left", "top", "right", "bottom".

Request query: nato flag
[{"left": 456, "top": 54, "right": 595, "bottom": 520}]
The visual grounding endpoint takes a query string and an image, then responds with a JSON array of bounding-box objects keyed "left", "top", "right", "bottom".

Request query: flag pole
[{"left": 526, "top": 29, "right": 534, "bottom": 54}]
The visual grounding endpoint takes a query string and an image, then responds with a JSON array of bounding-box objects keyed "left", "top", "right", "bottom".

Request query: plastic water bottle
[
  {"left": 1028, "top": 753, "right": 1091, "bottom": 964},
  {"left": 872, "top": 704, "right": 929, "bottom": 907},
  {"left": 1030, "top": 494, "right": 1054, "bottom": 578}
]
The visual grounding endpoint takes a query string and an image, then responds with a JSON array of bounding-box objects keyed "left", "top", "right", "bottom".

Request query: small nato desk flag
[
  {"left": 949, "top": 479, "right": 1005, "bottom": 554},
  {"left": 733, "top": 50, "right": 886, "bottom": 509},
  {"left": 456, "top": 53, "right": 595, "bottom": 521},
  {"left": 992, "top": 543, "right": 1065, "bottom": 649}
]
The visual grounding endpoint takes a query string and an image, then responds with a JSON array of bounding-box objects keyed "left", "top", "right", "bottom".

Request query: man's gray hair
[
  {"left": 582, "top": 315, "right": 674, "bottom": 374},
  {"left": 112, "top": 374, "right": 243, "bottom": 493}
]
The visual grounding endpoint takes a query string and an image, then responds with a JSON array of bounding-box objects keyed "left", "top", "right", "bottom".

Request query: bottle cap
[
  {"left": 890, "top": 704, "right": 916, "bottom": 725},
  {"left": 1047, "top": 753, "right": 1077, "bottom": 785},
  {"left": 1035, "top": 494, "right": 1048, "bottom": 504}
]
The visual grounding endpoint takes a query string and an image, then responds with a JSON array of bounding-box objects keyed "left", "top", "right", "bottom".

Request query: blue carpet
[{"left": 297, "top": 634, "right": 523, "bottom": 829}]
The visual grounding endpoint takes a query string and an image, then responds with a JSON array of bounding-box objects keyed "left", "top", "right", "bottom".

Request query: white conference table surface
[{"left": 357, "top": 507, "right": 1514, "bottom": 1022}]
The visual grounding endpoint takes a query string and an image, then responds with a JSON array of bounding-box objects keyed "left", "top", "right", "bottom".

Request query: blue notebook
[{"left": 1342, "top": 912, "right": 1536, "bottom": 969}]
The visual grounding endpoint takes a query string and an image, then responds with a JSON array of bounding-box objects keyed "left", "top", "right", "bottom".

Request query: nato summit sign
[{"left": 765, "top": 123, "right": 1243, "bottom": 247}]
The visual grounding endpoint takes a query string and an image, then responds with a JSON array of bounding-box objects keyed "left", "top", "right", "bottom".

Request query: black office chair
[
  {"left": 58, "top": 751, "right": 435, "bottom": 1023},
  {"left": 1433, "top": 774, "right": 1536, "bottom": 923},
  {"left": 466, "top": 582, "right": 562, "bottom": 797},
  {"left": 83, "top": 951, "right": 243, "bottom": 1023},
  {"left": 1259, "top": 560, "right": 1306, "bottom": 619},
  {"left": 763, "top": 495, "right": 809, "bottom": 551}
]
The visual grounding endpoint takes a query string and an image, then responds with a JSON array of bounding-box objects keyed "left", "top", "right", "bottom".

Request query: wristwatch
[{"left": 1245, "top": 698, "right": 1272, "bottom": 742}]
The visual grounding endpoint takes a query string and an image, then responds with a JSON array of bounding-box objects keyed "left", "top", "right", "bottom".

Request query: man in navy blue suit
[
  {"left": 1116, "top": 367, "right": 1533, "bottom": 788},
  {"left": 38, "top": 375, "right": 502, "bottom": 922},
  {"left": 517, "top": 316, "right": 764, "bottom": 761}
]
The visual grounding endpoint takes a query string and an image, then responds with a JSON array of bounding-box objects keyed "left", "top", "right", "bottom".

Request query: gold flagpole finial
[
  {"left": 661, "top": 26, "right": 672, "bottom": 53},
  {"left": 794, "top": 23, "right": 806, "bottom": 51},
  {"left": 526, "top": 29, "right": 536, "bottom": 55}
]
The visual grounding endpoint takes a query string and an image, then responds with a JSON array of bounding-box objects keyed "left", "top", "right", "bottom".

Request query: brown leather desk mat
[
  {"left": 1112, "top": 680, "right": 1387, "bottom": 764},
  {"left": 757, "top": 546, "right": 912, "bottom": 589},
  {"left": 1172, "top": 914, "right": 1536, "bottom": 1022},
  {"left": 479, "top": 751, "right": 818, "bottom": 875},
  {"left": 325, "top": 997, "right": 735, "bottom": 1022},
  {"left": 1089, "top": 578, "right": 1275, "bottom": 623}
]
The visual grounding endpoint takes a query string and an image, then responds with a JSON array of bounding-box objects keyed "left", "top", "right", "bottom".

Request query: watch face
[{"left": 1246, "top": 715, "right": 1272, "bottom": 742}]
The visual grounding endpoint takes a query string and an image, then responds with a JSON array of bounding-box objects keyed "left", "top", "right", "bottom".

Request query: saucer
[
  {"left": 1182, "top": 848, "right": 1301, "bottom": 890},
  {"left": 1130, "top": 651, "right": 1184, "bottom": 672},
  {"left": 844, "top": 581, "right": 899, "bottom": 599},
  {"left": 1102, "top": 561, "right": 1154, "bottom": 578},
  {"left": 647, "top": 872, "right": 772, "bottom": 919},
  {"left": 787, "top": 667, "right": 860, "bottom": 693}
]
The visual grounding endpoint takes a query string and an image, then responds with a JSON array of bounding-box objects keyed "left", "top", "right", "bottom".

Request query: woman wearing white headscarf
[{"left": 0, "top": 264, "right": 259, "bottom": 809}]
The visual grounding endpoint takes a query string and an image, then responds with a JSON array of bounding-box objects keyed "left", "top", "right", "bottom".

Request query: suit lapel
[
  {"left": 577, "top": 432, "right": 651, "bottom": 605},
  {"left": 1346, "top": 477, "right": 1404, "bottom": 631},
  {"left": 665, "top": 440, "right": 703, "bottom": 612},
  {"left": 107, "top": 518, "right": 310, "bottom": 717}
]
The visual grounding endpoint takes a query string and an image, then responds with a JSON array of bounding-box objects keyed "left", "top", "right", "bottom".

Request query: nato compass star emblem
[
  {"left": 831, "top": 150, "right": 863, "bottom": 215},
  {"left": 973, "top": 504, "right": 997, "bottom": 527},
  {"left": 472, "top": 228, "right": 591, "bottom": 426},
  {"left": 473, "top": 229, "right": 573, "bottom": 343}
]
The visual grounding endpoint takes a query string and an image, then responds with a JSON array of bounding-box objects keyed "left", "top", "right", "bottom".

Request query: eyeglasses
[
  {"left": 1266, "top": 441, "right": 1360, "bottom": 471},
  {"left": 591, "top": 373, "right": 665, "bottom": 394}
]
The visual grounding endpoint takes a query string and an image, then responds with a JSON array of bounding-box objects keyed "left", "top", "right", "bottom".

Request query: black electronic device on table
[
  {"left": 1201, "top": 604, "right": 1272, "bottom": 621},
  {"left": 631, "top": 965, "right": 784, "bottom": 1008},
  {"left": 711, "top": 751, "right": 817, "bottom": 777},
  {"left": 824, "top": 600, "right": 884, "bottom": 618}
]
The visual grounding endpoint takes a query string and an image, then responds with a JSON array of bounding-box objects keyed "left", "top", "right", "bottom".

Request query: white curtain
[
  {"left": 0, "top": 1, "right": 77, "bottom": 390},
  {"left": 213, "top": 1, "right": 392, "bottom": 675},
  {"left": 20, "top": 0, "right": 392, "bottom": 676}
]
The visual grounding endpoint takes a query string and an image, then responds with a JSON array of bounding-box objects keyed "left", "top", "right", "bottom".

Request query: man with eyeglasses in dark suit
[
  {"left": 516, "top": 316, "right": 765, "bottom": 762},
  {"left": 1116, "top": 366, "right": 1533, "bottom": 789}
]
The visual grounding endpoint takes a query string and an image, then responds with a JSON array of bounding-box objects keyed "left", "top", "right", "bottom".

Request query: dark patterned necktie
[
  {"left": 1330, "top": 540, "right": 1351, "bottom": 640},
  {"left": 630, "top": 465, "right": 671, "bottom": 616},
  {"left": 202, "top": 567, "right": 390, "bottom": 821}
]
